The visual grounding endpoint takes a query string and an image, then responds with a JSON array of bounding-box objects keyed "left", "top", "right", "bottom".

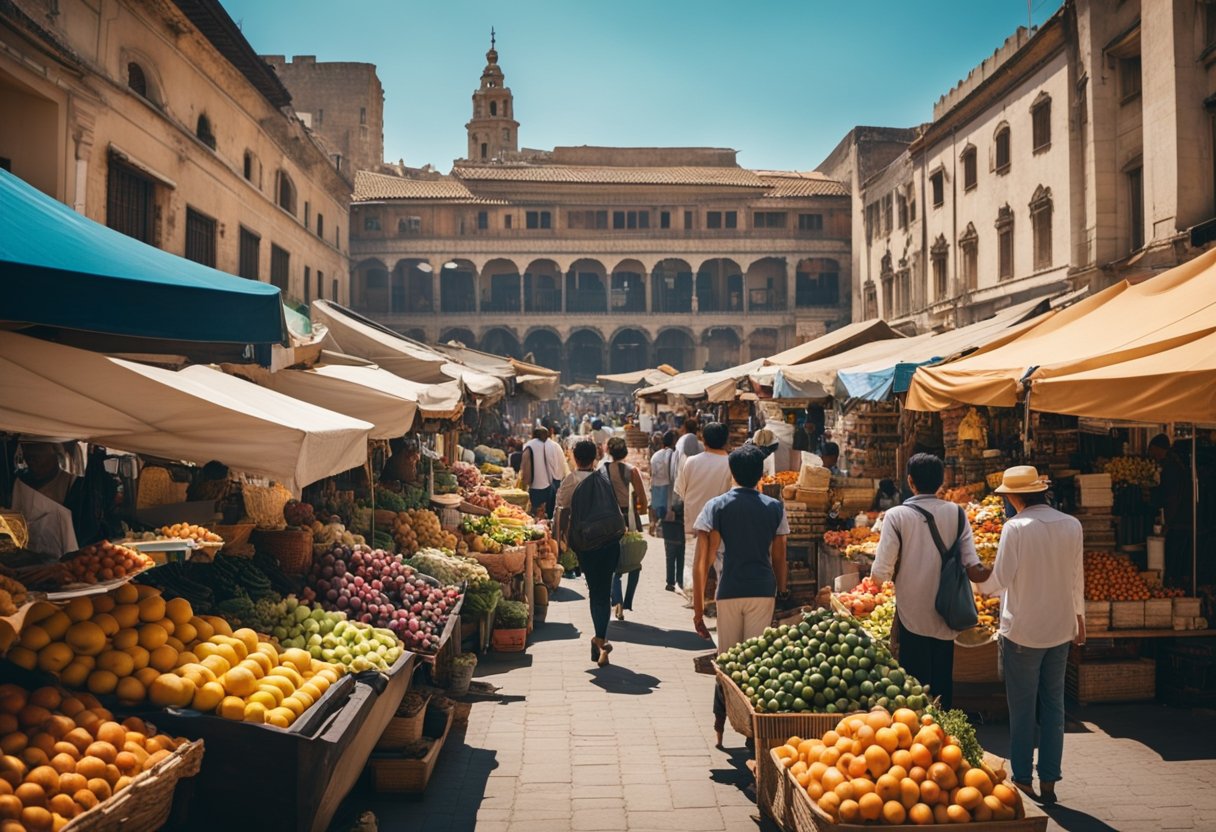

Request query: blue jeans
[
  {"left": 611, "top": 569, "right": 640, "bottom": 609},
  {"left": 1000, "top": 637, "right": 1070, "bottom": 783}
]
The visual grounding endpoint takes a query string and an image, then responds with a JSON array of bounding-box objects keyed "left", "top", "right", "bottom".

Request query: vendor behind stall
[{"left": 12, "top": 442, "right": 80, "bottom": 556}]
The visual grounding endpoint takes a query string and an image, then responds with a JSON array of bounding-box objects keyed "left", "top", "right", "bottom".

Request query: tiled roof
[
  {"left": 452, "top": 164, "right": 769, "bottom": 188},
  {"left": 756, "top": 172, "right": 849, "bottom": 198},
  {"left": 353, "top": 170, "right": 492, "bottom": 202}
]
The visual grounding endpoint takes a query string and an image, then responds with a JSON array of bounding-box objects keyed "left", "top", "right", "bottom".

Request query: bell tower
[{"left": 466, "top": 28, "right": 519, "bottom": 162}]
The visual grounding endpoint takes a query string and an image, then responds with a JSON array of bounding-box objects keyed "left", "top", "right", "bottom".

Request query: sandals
[{"left": 592, "top": 637, "right": 613, "bottom": 666}]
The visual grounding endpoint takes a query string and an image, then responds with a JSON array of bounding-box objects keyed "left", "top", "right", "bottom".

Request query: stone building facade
[
  {"left": 0, "top": 0, "right": 350, "bottom": 305},
  {"left": 348, "top": 41, "right": 852, "bottom": 382},
  {"left": 838, "top": 0, "right": 1216, "bottom": 331},
  {"left": 262, "top": 55, "right": 385, "bottom": 178}
]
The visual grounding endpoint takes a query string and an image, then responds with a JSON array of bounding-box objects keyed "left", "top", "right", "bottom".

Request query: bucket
[
  {"left": 448, "top": 658, "right": 477, "bottom": 696},
  {"left": 1147, "top": 536, "right": 1165, "bottom": 572}
]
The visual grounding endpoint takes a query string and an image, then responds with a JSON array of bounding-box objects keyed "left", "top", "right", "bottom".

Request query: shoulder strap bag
[{"left": 905, "top": 504, "right": 979, "bottom": 631}]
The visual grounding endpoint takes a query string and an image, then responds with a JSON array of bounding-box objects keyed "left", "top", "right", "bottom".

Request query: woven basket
[
  {"left": 376, "top": 693, "right": 430, "bottom": 750},
  {"left": 209, "top": 523, "right": 254, "bottom": 554},
  {"left": 243, "top": 482, "right": 293, "bottom": 529},
  {"left": 0, "top": 511, "right": 28, "bottom": 552},
  {"left": 64, "top": 738, "right": 203, "bottom": 831},
  {"left": 693, "top": 651, "right": 717, "bottom": 675},
  {"left": 470, "top": 548, "right": 527, "bottom": 581},
  {"left": 540, "top": 566, "right": 563, "bottom": 592},
  {"left": 251, "top": 528, "right": 315, "bottom": 574}
]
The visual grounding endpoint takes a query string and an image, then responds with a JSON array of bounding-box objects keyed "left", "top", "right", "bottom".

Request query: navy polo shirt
[{"left": 697, "top": 488, "right": 788, "bottom": 600}]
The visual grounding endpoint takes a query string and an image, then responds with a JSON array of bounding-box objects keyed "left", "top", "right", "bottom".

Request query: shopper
[
  {"left": 871, "top": 479, "right": 901, "bottom": 511},
  {"left": 649, "top": 431, "right": 677, "bottom": 539},
  {"left": 691, "top": 444, "right": 790, "bottom": 746},
  {"left": 602, "top": 436, "right": 648, "bottom": 621},
  {"left": 590, "top": 418, "right": 612, "bottom": 461},
  {"left": 970, "top": 466, "right": 1084, "bottom": 804},
  {"left": 675, "top": 418, "right": 703, "bottom": 473},
  {"left": 820, "top": 441, "right": 842, "bottom": 475},
  {"left": 555, "top": 439, "right": 622, "bottom": 666},
  {"left": 674, "top": 422, "right": 735, "bottom": 592},
  {"left": 871, "top": 453, "right": 986, "bottom": 709},
  {"left": 519, "top": 426, "right": 566, "bottom": 519}
]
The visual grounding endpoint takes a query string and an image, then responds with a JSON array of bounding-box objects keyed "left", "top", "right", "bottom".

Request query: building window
[
  {"left": 304, "top": 266, "right": 311, "bottom": 303},
  {"left": 567, "top": 210, "right": 607, "bottom": 229},
  {"left": 106, "top": 157, "right": 155, "bottom": 245},
  {"left": 398, "top": 216, "right": 421, "bottom": 235},
  {"left": 725, "top": 211, "right": 737, "bottom": 229},
  {"left": 882, "top": 194, "right": 893, "bottom": 234},
  {"left": 908, "top": 186, "right": 917, "bottom": 221},
  {"left": 127, "top": 62, "right": 148, "bottom": 98},
  {"left": 707, "top": 211, "right": 722, "bottom": 229},
  {"left": 1128, "top": 166, "right": 1144, "bottom": 251},
  {"left": 477, "top": 210, "right": 488, "bottom": 230},
  {"left": 317, "top": 270, "right": 324, "bottom": 300},
  {"left": 896, "top": 195, "right": 908, "bottom": 230},
  {"left": 332, "top": 278, "right": 338, "bottom": 301},
  {"left": 490, "top": 101, "right": 497, "bottom": 116},
  {"left": 196, "top": 114, "right": 215, "bottom": 150},
  {"left": 238, "top": 227, "right": 260, "bottom": 280},
  {"left": 359, "top": 107, "right": 367, "bottom": 125},
  {"left": 660, "top": 211, "right": 671, "bottom": 229},
  {"left": 994, "top": 124, "right": 1011, "bottom": 173},
  {"left": 1120, "top": 56, "right": 1142, "bottom": 103},
  {"left": 480, "top": 142, "right": 488, "bottom": 159},
  {"left": 184, "top": 207, "right": 216, "bottom": 267},
  {"left": 526, "top": 211, "right": 551, "bottom": 229},
  {"left": 277, "top": 170, "right": 296, "bottom": 215},
  {"left": 270, "top": 244, "right": 289, "bottom": 291},
  {"left": 959, "top": 223, "right": 978, "bottom": 292},
  {"left": 684, "top": 210, "right": 694, "bottom": 230},
  {"left": 863, "top": 281, "right": 878, "bottom": 320},
  {"left": 995, "top": 204, "right": 1014, "bottom": 280},
  {"left": 961, "top": 145, "right": 977, "bottom": 191},
  {"left": 795, "top": 259, "right": 840, "bottom": 307},
  {"left": 930, "top": 170, "right": 944, "bottom": 208},
  {"left": 243, "top": 150, "right": 256, "bottom": 183},
  {"left": 1030, "top": 185, "right": 1053, "bottom": 270},
  {"left": 798, "top": 213, "right": 823, "bottom": 232},
  {"left": 363, "top": 215, "right": 381, "bottom": 231},
  {"left": 931, "top": 235, "right": 949, "bottom": 300},
  {"left": 612, "top": 211, "right": 625, "bottom": 230},
  {"left": 504, "top": 214, "right": 512, "bottom": 229},
  {"left": 1031, "top": 94, "right": 1051, "bottom": 151},
  {"left": 753, "top": 211, "right": 787, "bottom": 228},
  {"left": 316, "top": 213, "right": 324, "bottom": 237}
]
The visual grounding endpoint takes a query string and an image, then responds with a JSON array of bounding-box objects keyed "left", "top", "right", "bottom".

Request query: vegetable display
[
  {"left": 451, "top": 461, "right": 482, "bottom": 490},
  {"left": 155, "top": 524, "right": 223, "bottom": 545},
  {"left": 463, "top": 485, "right": 504, "bottom": 511},
  {"left": 495, "top": 600, "right": 528, "bottom": 630},
  {"left": 1104, "top": 456, "right": 1160, "bottom": 490},
  {"left": 392, "top": 509, "right": 461, "bottom": 555}
]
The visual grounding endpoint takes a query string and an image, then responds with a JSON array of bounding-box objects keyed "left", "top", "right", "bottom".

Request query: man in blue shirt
[{"left": 692, "top": 445, "right": 789, "bottom": 745}]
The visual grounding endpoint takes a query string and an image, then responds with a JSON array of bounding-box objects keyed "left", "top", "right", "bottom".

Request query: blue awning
[{"left": 0, "top": 169, "right": 285, "bottom": 346}]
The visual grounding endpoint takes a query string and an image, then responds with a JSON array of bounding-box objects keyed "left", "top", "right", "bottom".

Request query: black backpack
[
  {"left": 905, "top": 504, "right": 979, "bottom": 631},
  {"left": 567, "top": 470, "right": 626, "bottom": 553}
]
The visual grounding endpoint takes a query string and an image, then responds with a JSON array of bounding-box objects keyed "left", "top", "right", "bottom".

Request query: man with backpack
[
  {"left": 870, "top": 453, "right": 987, "bottom": 709},
  {"left": 556, "top": 439, "right": 626, "bottom": 667}
]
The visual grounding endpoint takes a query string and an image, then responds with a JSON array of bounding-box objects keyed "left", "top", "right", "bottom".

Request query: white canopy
[{"left": 0, "top": 332, "right": 371, "bottom": 492}]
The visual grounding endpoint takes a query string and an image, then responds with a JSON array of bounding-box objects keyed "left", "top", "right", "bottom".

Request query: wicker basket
[
  {"left": 693, "top": 651, "right": 717, "bottom": 675},
  {"left": 251, "top": 528, "right": 315, "bottom": 574},
  {"left": 376, "top": 693, "right": 431, "bottom": 750},
  {"left": 64, "top": 738, "right": 204, "bottom": 831},
  {"left": 1066, "top": 657, "right": 1156, "bottom": 704},
  {"left": 368, "top": 706, "right": 453, "bottom": 794},
  {"left": 540, "top": 566, "right": 563, "bottom": 592},
  {"left": 208, "top": 523, "right": 254, "bottom": 553},
  {"left": 471, "top": 547, "right": 527, "bottom": 581}
]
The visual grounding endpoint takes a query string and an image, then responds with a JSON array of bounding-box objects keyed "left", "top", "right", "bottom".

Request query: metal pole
[{"left": 1193, "top": 434, "right": 1198, "bottom": 595}]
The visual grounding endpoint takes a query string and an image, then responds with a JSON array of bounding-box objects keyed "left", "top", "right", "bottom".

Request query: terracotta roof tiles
[
  {"left": 354, "top": 170, "right": 497, "bottom": 202},
  {"left": 756, "top": 172, "right": 849, "bottom": 198},
  {"left": 451, "top": 164, "right": 769, "bottom": 187}
]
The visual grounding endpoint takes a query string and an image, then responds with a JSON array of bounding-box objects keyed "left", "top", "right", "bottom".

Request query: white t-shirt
[
  {"left": 650, "top": 448, "right": 676, "bottom": 487},
  {"left": 673, "top": 451, "right": 734, "bottom": 535},
  {"left": 523, "top": 437, "right": 566, "bottom": 490}
]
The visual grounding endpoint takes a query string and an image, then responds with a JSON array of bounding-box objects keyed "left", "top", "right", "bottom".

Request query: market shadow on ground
[
  {"left": 549, "top": 584, "right": 584, "bottom": 602},
  {"left": 474, "top": 653, "right": 534, "bottom": 677},
  {"left": 1072, "top": 702, "right": 1216, "bottom": 762},
  {"left": 526, "top": 620, "right": 581, "bottom": 642},
  {"left": 584, "top": 663, "right": 660, "bottom": 695},
  {"left": 1038, "top": 803, "right": 1122, "bottom": 832},
  {"left": 606, "top": 620, "right": 715, "bottom": 651},
  {"left": 708, "top": 746, "right": 781, "bottom": 830}
]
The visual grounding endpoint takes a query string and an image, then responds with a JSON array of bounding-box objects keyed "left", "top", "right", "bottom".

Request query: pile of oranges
[
  {"left": 1084, "top": 552, "right": 1151, "bottom": 601},
  {"left": 776, "top": 707, "right": 1023, "bottom": 825},
  {"left": 65, "top": 542, "right": 154, "bottom": 584}
]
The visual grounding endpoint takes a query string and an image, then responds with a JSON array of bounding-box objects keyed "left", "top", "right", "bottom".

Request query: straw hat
[
  {"left": 993, "top": 465, "right": 1048, "bottom": 494},
  {"left": 751, "top": 428, "right": 777, "bottom": 449}
]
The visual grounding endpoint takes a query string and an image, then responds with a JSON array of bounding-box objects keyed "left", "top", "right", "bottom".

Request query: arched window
[
  {"left": 994, "top": 123, "right": 1011, "bottom": 174},
  {"left": 480, "top": 143, "right": 488, "bottom": 159},
  {"left": 196, "top": 114, "right": 215, "bottom": 150},
  {"left": 490, "top": 101, "right": 498, "bottom": 116},
  {"left": 1030, "top": 186, "right": 1053, "bottom": 270},
  {"left": 127, "top": 62, "right": 147, "bottom": 98},
  {"left": 996, "top": 204, "right": 1015, "bottom": 279},
  {"left": 277, "top": 170, "right": 297, "bottom": 215}
]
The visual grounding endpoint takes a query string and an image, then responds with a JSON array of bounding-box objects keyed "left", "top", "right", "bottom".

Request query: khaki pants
[{"left": 715, "top": 596, "right": 776, "bottom": 655}]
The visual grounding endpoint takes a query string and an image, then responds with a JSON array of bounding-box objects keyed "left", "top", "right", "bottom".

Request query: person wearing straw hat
[
  {"left": 970, "top": 465, "right": 1084, "bottom": 805},
  {"left": 747, "top": 428, "right": 780, "bottom": 478}
]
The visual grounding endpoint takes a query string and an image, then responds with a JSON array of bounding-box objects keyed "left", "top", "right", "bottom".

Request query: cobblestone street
[{"left": 335, "top": 535, "right": 1216, "bottom": 831}]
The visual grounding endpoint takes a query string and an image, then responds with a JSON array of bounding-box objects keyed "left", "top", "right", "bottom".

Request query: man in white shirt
[
  {"left": 674, "top": 418, "right": 702, "bottom": 477},
  {"left": 519, "top": 426, "right": 567, "bottom": 519},
  {"left": 871, "top": 453, "right": 986, "bottom": 710},
  {"left": 674, "top": 422, "right": 734, "bottom": 594},
  {"left": 971, "top": 466, "right": 1084, "bottom": 803}
]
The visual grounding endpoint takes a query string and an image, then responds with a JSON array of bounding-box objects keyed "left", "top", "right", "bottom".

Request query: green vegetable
[
  {"left": 928, "top": 707, "right": 984, "bottom": 767},
  {"left": 495, "top": 600, "right": 528, "bottom": 629}
]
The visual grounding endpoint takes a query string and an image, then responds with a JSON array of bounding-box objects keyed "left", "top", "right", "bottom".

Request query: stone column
[
  {"left": 644, "top": 272, "right": 652, "bottom": 313},
  {"left": 432, "top": 260, "right": 444, "bottom": 313},
  {"left": 518, "top": 270, "right": 525, "bottom": 313},
  {"left": 785, "top": 258, "right": 796, "bottom": 311},
  {"left": 562, "top": 270, "right": 569, "bottom": 314},
  {"left": 473, "top": 266, "right": 481, "bottom": 313}
]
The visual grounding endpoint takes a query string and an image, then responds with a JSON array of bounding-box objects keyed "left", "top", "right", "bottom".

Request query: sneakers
[{"left": 665, "top": 584, "right": 675, "bottom": 592}]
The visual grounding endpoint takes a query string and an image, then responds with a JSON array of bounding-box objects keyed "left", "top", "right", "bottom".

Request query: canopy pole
[{"left": 1193, "top": 433, "right": 1198, "bottom": 595}]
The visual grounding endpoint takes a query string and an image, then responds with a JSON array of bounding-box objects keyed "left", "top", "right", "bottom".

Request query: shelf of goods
[
  {"left": 367, "top": 699, "right": 453, "bottom": 793},
  {"left": 847, "top": 409, "right": 901, "bottom": 480}
]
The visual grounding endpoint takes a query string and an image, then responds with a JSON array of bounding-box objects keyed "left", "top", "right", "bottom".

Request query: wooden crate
[
  {"left": 65, "top": 739, "right": 203, "bottom": 832},
  {"left": 954, "top": 639, "right": 1001, "bottom": 684},
  {"left": 1144, "top": 599, "right": 1173, "bottom": 629},
  {"left": 1110, "top": 600, "right": 1145, "bottom": 629},
  {"left": 368, "top": 704, "right": 454, "bottom": 793},
  {"left": 1066, "top": 657, "right": 1156, "bottom": 704},
  {"left": 1174, "top": 597, "right": 1202, "bottom": 617},
  {"left": 1084, "top": 600, "right": 1111, "bottom": 632}
]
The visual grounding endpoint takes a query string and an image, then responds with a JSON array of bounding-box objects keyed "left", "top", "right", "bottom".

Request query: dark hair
[
  {"left": 606, "top": 436, "right": 628, "bottom": 460},
  {"left": 821, "top": 442, "right": 840, "bottom": 458},
  {"left": 591, "top": 419, "right": 603, "bottom": 431},
  {"left": 702, "top": 421, "right": 728, "bottom": 450},
  {"left": 201, "top": 460, "right": 229, "bottom": 480},
  {"left": 1149, "top": 433, "right": 1171, "bottom": 450},
  {"left": 878, "top": 478, "right": 896, "bottom": 496},
  {"left": 728, "top": 445, "right": 766, "bottom": 489},
  {"left": 573, "top": 439, "right": 598, "bottom": 466},
  {"left": 532, "top": 426, "right": 549, "bottom": 441},
  {"left": 1016, "top": 491, "right": 1050, "bottom": 507},
  {"left": 662, "top": 430, "right": 677, "bottom": 449},
  {"left": 561, "top": 428, "right": 571, "bottom": 438},
  {"left": 683, "top": 418, "right": 699, "bottom": 435},
  {"left": 907, "top": 453, "right": 945, "bottom": 494}
]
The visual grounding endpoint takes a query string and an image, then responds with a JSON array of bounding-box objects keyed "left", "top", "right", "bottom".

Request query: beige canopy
[
  {"left": 907, "top": 248, "right": 1216, "bottom": 410},
  {"left": 0, "top": 332, "right": 371, "bottom": 491}
]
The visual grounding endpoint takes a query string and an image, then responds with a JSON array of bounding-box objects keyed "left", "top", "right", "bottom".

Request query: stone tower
[{"left": 465, "top": 29, "right": 519, "bottom": 162}]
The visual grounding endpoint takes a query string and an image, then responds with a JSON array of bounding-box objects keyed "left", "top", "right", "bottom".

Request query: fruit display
[
  {"left": 966, "top": 496, "right": 1006, "bottom": 566},
  {"left": 940, "top": 486, "right": 976, "bottom": 505},
  {"left": 65, "top": 542, "right": 155, "bottom": 584},
  {"left": 1104, "top": 456, "right": 1159, "bottom": 490},
  {"left": 491, "top": 504, "right": 532, "bottom": 524},
  {"left": 282, "top": 500, "right": 317, "bottom": 528},
  {"left": 0, "top": 575, "right": 29, "bottom": 616},
  {"left": 0, "top": 683, "right": 192, "bottom": 826},
  {"left": 135, "top": 554, "right": 295, "bottom": 617},
  {"left": 451, "top": 461, "right": 482, "bottom": 491},
  {"left": 463, "top": 485, "right": 505, "bottom": 511},
  {"left": 404, "top": 548, "right": 491, "bottom": 588},
  {"left": 460, "top": 516, "right": 529, "bottom": 549},
  {"left": 266, "top": 596, "right": 403, "bottom": 673},
  {"left": 156, "top": 524, "right": 223, "bottom": 546},
  {"left": 776, "top": 706, "right": 1022, "bottom": 825},
  {"left": 974, "top": 592, "right": 1000, "bottom": 632},
  {"left": 761, "top": 471, "right": 799, "bottom": 487},
  {"left": 716, "top": 609, "right": 928, "bottom": 714},
  {"left": 1084, "top": 551, "right": 1151, "bottom": 601},
  {"left": 392, "top": 509, "right": 459, "bottom": 555},
  {"left": 479, "top": 462, "right": 503, "bottom": 476},
  {"left": 432, "top": 464, "right": 459, "bottom": 495},
  {"left": 310, "top": 518, "right": 363, "bottom": 549},
  {"left": 865, "top": 599, "right": 896, "bottom": 643},
  {"left": 836, "top": 577, "right": 894, "bottom": 618},
  {"left": 366, "top": 485, "right": 427, "bottom": 514},
  {"left": 300, "top": 545, "right": 463, "bottom": 653}
]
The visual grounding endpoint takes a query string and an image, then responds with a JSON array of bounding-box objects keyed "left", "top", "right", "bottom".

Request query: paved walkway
[{"left": 333, "top": 534, "right": 1216, "bottom": 831}]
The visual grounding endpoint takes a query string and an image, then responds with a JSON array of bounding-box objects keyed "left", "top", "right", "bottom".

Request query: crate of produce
[
  {"left": 368, "top": 702, "right": 454, "bottom": 793},
  {"left": 1173, "top": 597, "right": 1202, "bottom": 617},
  {"left": 954, "top": 638, "right": 1001, "bottom": 684},
  {"left": 1110, "top": 600, "right": 1145, "bottom": 629},
  {"left": 1144, "top": 598, "right": 1173, "bottom": 629},
  {"left": 376, "top": 690, "right": 430, "bottom": 750},
  {"left": 1066, "top": 657, "right": 1156, "bottom": 704},
  {"left": 65, "top": 738, "right": 204, "bottom": 832},
  {"left": 250, "top": 528, "right": 315, "bottom": 574},
  {"left": 1084, "top": 600, "right": 1111, "bottom": 632}
]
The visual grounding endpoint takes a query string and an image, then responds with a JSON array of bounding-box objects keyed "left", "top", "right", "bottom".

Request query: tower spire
[{"left": 491, "top": 27, "right": 495, "bottom": 50}]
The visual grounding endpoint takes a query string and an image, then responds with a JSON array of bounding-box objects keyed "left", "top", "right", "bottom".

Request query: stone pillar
[
  {"left": 562, "top": 270, "right": 569, "bottom": 314},
  {"left": 785, "top": 258, "right": 796, "bottom": 311},
  {"left": 644, "top": 272, "right": 652, "bottom": 313},
  {"left": 432, "top": 260, "right": 444, "bottom": 313},
  {"left": 519, "top": 271, "right": 525, "bottom": 313},
  {"left": 473, "top": 266, "right": 481, "bottom": 313}
]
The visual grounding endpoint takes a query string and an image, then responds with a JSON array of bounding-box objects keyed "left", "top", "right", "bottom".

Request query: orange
[
  {"left": 836, "top": 753, "right": 855, "bottom": 775},
  {"left": 857, "top": 792, "right": 883, "bottom": 821},
  {"left": 892, "top": 707, "right": 919, "bottom": 732},
  {"left": 900, "top": 777, "right": 920, "bottom": 809},
  {"left": 865, "top": 709, "right": 893, "bottom": 730},
  {"left": 888, "top": 765, "right": 908, "bottom": 782},
  {"left": 847, "top": 756, "right": 869, "bottom": 779},
  {"left": 851, "top": 777, "right": 875, "bottom": 797},
  {"left": 834, "top": 781, "right": 855, "bottom": 802},
  {"left": 874, "top": 726, "right": 900, "bottom": 754},
  {"left": 820, "top": 767, "right": 845, "bottom": 792},
  {"left": 838, "top": 799, "right": 860, "bottom": 823},
  {"left": 908, "top": 766, "right": 927, "bottom": 783},
  {"left": 818, "top": 791, "right": 841, "bottom": 817},
  {"left": 908, "top": 742, "right": 933, "bottom": 769},
  {"left": 892, "top": 721, "right": 914, "bottom": 749},
  {"left": 855, "top": 725, "right": 876, "bottom": 747},
  {"left": 864, "top": 745, "right": 891, "bottom": 778},
  {"left": 933, "top": 804, "right": 952, "bottom": 824},
  {"left": 955, "top": 786, "right": 983, "bottom": 810},
  {"left": 946, "top": 804, "right": 971, "bottom": 823},
  {"left": 875, "top": 773, "right": 901, "bottom": 802},
  {"left": 962, "top": 768, "right": 993, "bottom": 795},
  {"left": 920, "top": 780, "right": 942, "bottom": 804},
  {"left": 992, "top": 783, "right": 1018, "bottom": 807},
  {"left": 820, "top": 747, "right": 841, "bottom": 767},
  {"left": 808, "top": 762, "right": 827, "bottom": 783},
  {"left": 939, "top": 744, "right": 963, "bottom": 770},
  {"left": 881, "top": 800, "right": 906, "bottom": 825},
  {"left": 821, "top": 730, "right": 839, "bottom": 747},
  {"left": 891, "top": 749, "right": 913, "bottom": 770},
  {"left": 805, "top": 780, "right": 824, "bottom": 801},
  {"left": 908, "top": 802, "right": 935, "bottom": 825},
  {"left": 929, "top": 762, "right": 958, "bottom": 791}
]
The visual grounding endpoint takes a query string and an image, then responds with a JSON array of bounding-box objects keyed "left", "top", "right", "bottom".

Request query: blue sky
[{"left": 222, "top": 0, "right": 1062, "bottom": 172}]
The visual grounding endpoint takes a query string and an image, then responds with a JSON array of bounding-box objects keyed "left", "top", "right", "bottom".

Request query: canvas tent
[{"left": 0, "top": 331, "right": 370, "bottom": 491}]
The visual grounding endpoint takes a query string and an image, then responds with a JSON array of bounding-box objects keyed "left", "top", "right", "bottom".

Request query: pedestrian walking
[
  {"left": 649, "top": 430, "right": 677, "bottom": 539},
  {"left": 674, "top": 422, "right": 734, "bottom": 593},
  {"left": 691, "top": 445, "right": 789, "bottom": 747},
  {"left": 970, "top": 466, "right": 1084, "bottom": 804},
  {"left": 674, "top": 418, "right": 702, "bottom": 475},
  {"left": 556, "top": 440, "right": 626, "bottom": 666},
  {"left": 518, "top": 426, "right": 566, "bottom": 519},
  {"left": 870, "top": 453, "right": 987, "bottom": 709},
  {"left": 600, "top": 436, "right": 648, "bottom": 621}
]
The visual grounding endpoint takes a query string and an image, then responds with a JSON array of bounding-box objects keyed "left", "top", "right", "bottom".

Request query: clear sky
[{"left": 221, "top": 0, "right": 1063, "bottom": 173}]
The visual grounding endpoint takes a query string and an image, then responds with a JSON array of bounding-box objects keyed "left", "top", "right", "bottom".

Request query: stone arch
[
  {"left": 480, "top": 257, "right": 522, "bottom": 313},
  {"left": 702, "top": 327, "right": 741, "bottom": 372},
  {"left": 610, "top": 258, "right": 647, "bottom": 313},
  {"left": 652, "top": 258, "right": 694, "bottom": 313},
  {"left": 351, "top": 257, "right": 389, "bottom": 313},
  {"left": 747, "top": 328, "right": 780, "bottom": 362},
  {"left": 438, "top": 258, "right": 477, "bottom": 314},
  {"left": 401, "top": 328, "right": 428, "bottom": 343},
  {"left": 609, "top": 327, "right": 650, "bottom": 374},
  {"left": 523, "top": 328, "right": 563, "bottom": 373},
  {"left": 524, "top": 258, "right": 562, "bottom": 313},
  {"left": 480, "top": 327, "right": 522, "bottom": 359},
  {"left": 653, "top": 328, "right": 696, "bottom": 373},
  {"left": 566, "top": 258, "right": 608, "bottom": 313},
  {"left": 122, "top": 48, "right": 165, "bottom": 107},
  {"left": 438, "top": 327, "right": 476, "bottom": 347},
  {"left": 695, "top": 257, "right": 744, "bottom": 313},
  {"left": 795, "top": 257, "right": 841, "bottom": 309},
  {"left": 744, "top": 256, "right": 787, "bottom": 312},
  {"left": 566, "top": 328, "right": 606, "bottom": 383},
  {"left": 390, "top": 258, "right": 434, "bottom": 315}
]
